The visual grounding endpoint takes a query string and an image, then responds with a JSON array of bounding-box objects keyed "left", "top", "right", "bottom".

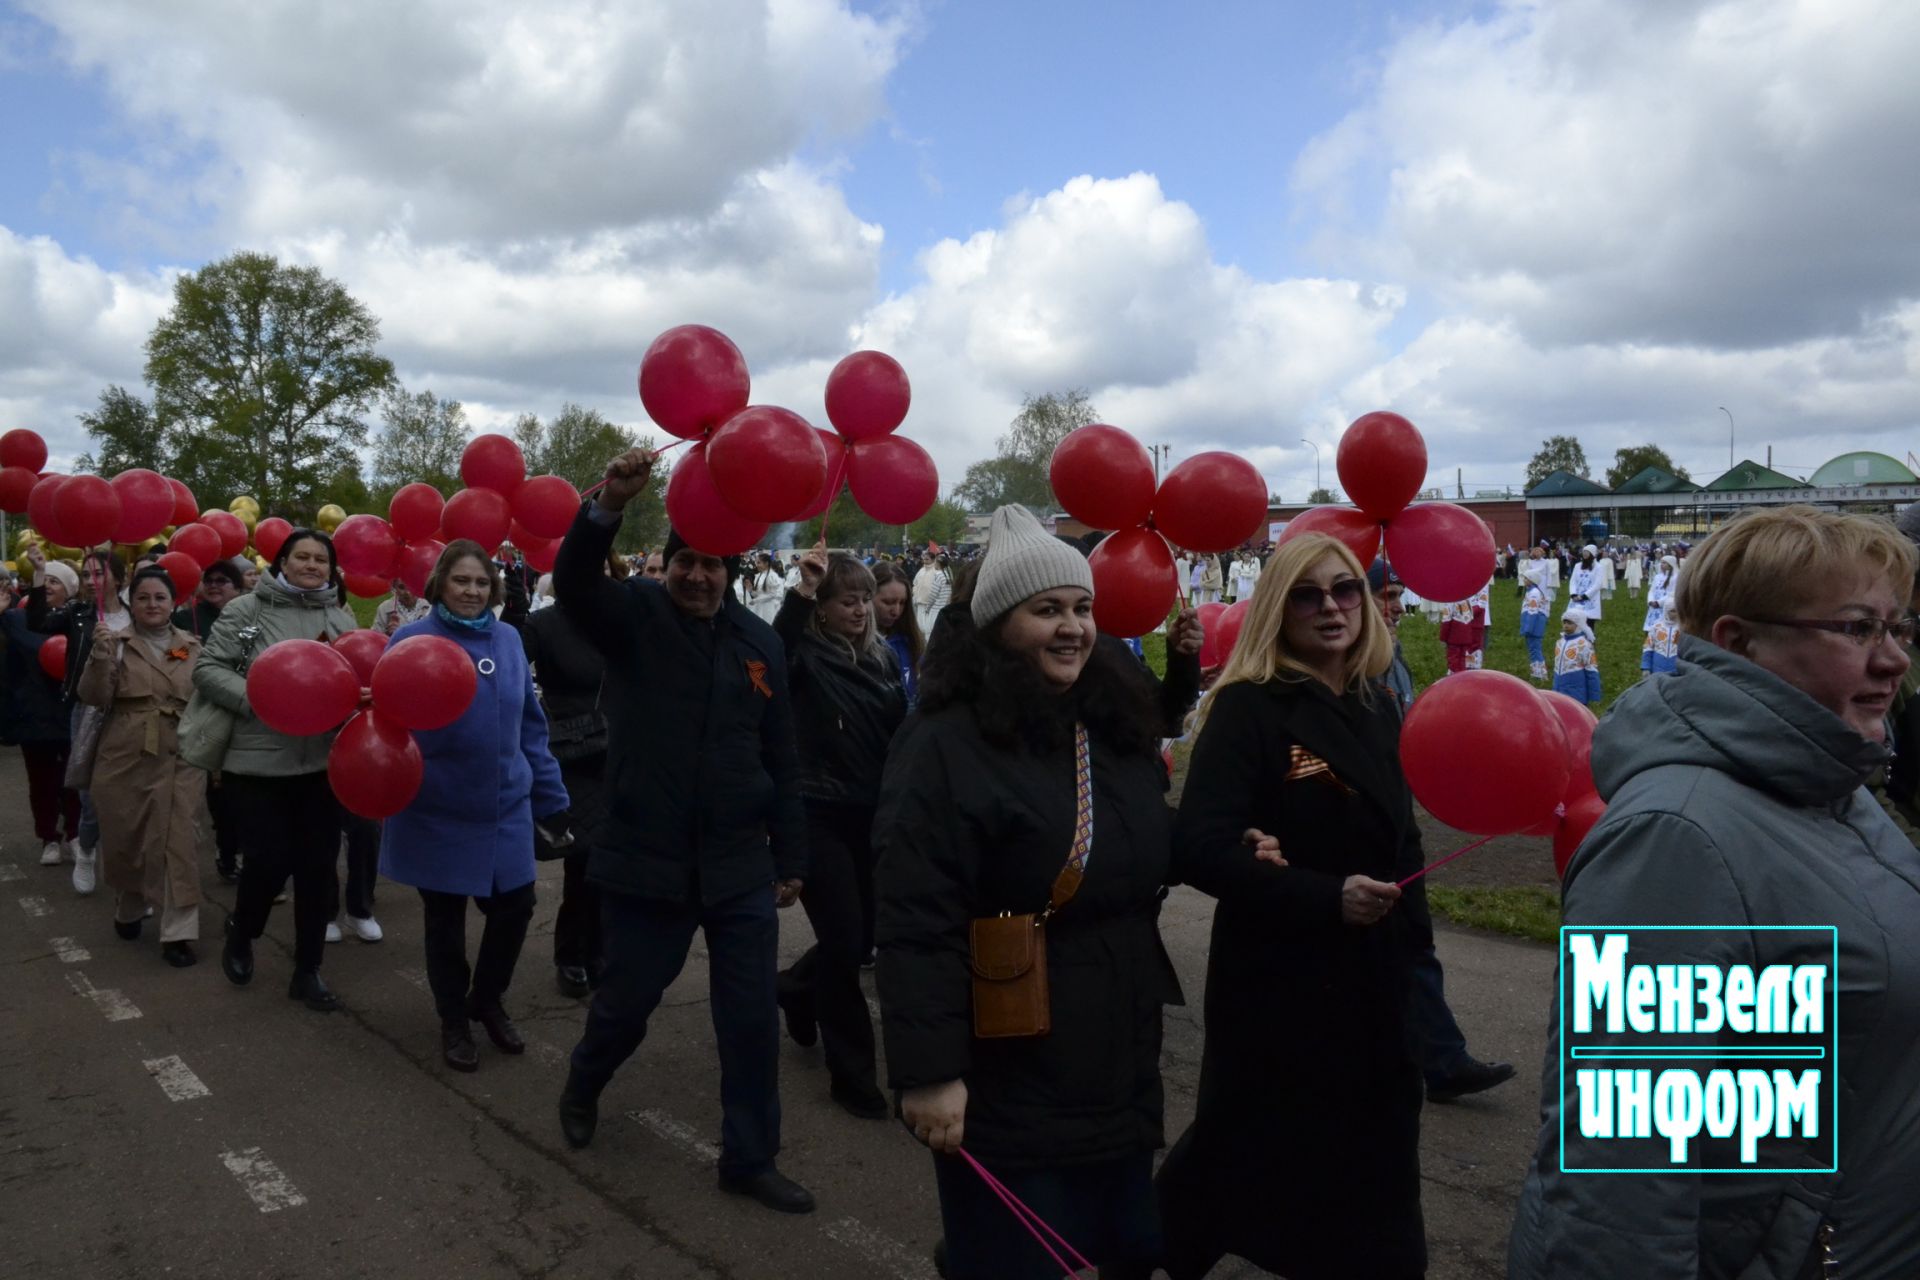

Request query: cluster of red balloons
[
  {"left": 639, "top": 327, "right": 939, "bottom": 556},
  {"left": 1277, "top": 413, "right": 1495, "bottom": 603},
  {"left": 1398, "top": 670, "right": 1608, "bottom": 874},
  {"left": 243, "top": 631, "right": 478, "bottom": 818},
  {"left": 1046, "top": 424, "right": 1268, "bottom": 639}
]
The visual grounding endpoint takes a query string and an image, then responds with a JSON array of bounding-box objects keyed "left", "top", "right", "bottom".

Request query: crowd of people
[{"left": 4, "top": 476, "right": 1919, "bottom": 1277}]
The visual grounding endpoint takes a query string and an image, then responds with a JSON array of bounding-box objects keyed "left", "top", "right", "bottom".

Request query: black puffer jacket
[
  {"left": 0, "top": 608, "right": 69, "bottom": 744},
  {"left": 874, "top": 703, "right": 1181, "bottom": 1170},
  {"left": 25, "top": 587, "right": 105, "bottom": 705},
  {"left": 772, "top": 589, "right": 906, "bottom": 808},
  {"left": 510, "top": 603, "right": 610, "bottom": 854},
  {"left": 554, "top": 506, "right": 806, "bottom": 907}
]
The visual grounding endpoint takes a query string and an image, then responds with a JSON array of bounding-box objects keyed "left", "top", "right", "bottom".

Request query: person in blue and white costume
[
  {"left": 1642, "top": 553, "right": 1677, "bottom": 633},
  {"left": 1552, "top": 606, "right": 1602, "bottom": 707},
  {"left": 1519, "top": 582, "right": 1550, "bottom": 682},
  {"left": 1640, "top": 592, "right": 1680, "bottom": 677},
  {"left": 1567, "top": 546, "right": 1603, "bottom": 623}
]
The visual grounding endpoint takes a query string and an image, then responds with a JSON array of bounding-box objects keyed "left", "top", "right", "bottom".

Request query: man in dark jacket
[{"left": 552, "top": 447, "right": 814, "bottom": 1215}]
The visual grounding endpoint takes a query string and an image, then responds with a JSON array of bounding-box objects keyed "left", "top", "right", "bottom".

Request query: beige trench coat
[{"left": 76, "top": 626, "right": 206, "bottom": 908}]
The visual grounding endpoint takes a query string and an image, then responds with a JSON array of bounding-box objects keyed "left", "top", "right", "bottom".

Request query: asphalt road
[{"left": 0, "top": 745, "right": 1554, "bottom": 1279}]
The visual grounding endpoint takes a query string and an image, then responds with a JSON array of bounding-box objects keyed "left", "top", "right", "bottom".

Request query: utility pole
[
  {"left": 1300, "top": 439, "right": 1323, "bottom": 497},
  {"left": 1147, "top": 443, "right": 1173, "bottom": 480},
  {"left": 1719, "top": 406, "right": 1734, "bottom": 468}
]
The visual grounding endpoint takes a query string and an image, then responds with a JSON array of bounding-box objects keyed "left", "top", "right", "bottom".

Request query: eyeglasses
[
  {"left": 1745, "top": 615, "right": 1919, "bottom": 648},
  {"left": 1286, "top": 578, "right": 1367, "bottom": 617}
]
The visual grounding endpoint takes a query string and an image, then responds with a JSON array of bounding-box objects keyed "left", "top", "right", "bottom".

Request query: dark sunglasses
[{"left": 1286, "top": 578, "right": 1367, "bottom": 617}]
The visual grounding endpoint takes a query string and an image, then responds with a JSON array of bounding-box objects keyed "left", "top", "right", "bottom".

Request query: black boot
[
  {"left": 442, "top": 1018, "right": 479, "bottom": 1072},
  {"left": 558, "top": 1069, "right": 599, "bottom": 1149},
  {"left": 162, "top": 940, "right": 197, "bottom": 968},
  {"left": 829, "top": 1076, "right": 890, "bottom": 1120},
  {"left": 288, "top": 969, "right": 341, "bottom": 1013},
  {"left": 469, "top": 1002, "right": 525, "bottom": 1055},
  {"left": 221, "top": 917, "right": 253, "bottom": 986},
  {"left": 1426, "top": 1056, "right": 1516, "bottom": 1103},
  {"left": 114, "top": 917, "right": 142, "bottom": 941},
  {"left": 555, "top": 965, "right": 591, "bottom": 999}
]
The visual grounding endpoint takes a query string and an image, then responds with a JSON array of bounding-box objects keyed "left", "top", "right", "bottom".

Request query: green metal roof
[
  {"left": 1525, "top": 470, "right": 1610, "bottom": 498},
  {"left": 1702, "top": 459, "right": 1806, "bottom": 491},
  {"left": 1612, "top": 465, "right": 1701, "bottom": 495},
  {"left": 1808, "top": 451, "right": 1917, "bottom": 486}
]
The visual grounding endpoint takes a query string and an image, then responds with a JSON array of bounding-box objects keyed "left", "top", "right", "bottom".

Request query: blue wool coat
[{"left": 379, "top": 611, "right": 570, "bottom": 897}]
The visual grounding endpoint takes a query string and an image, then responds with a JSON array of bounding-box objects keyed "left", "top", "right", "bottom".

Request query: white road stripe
[
  {"left": 824, "top": 1217, "right": 941, "bottom": 1280},
  {"left": 219, "top": 1147, "right": 307, "bottom": 1213},
  {"left": 49, "top": 936, "right": 90, "bottom": 963},
  {"left": 18, "top": 895, "right": 51, "bottom": 917},
  {"left": 0, "top": 863, "right": 23, "bottom": 882},
  {"left": 395, "top": 967, "right": 429, "bottom": 992},
  {"left": 626, "top": 1109, "right": 721, "bottom": 1162},
  {"left": 66, "top": 971, "right": 142, "bottom": 1021},
  {"left": 143, "top": 1055, "right": 211, "bottom": 1102},
  {"left": 866, "top": 996, "right": 883, "bottom": 1022}
]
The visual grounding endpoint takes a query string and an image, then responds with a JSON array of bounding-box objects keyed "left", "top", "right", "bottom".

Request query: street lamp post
[
  {"left": 1148, "top": 443, "right": 1173, "bottom": 480},
  {"left": 1300, "top": 438, "right": 1323, "bottom": 499},
  {"left": 1719, "top": 406, "right": 1734, "bottom": 468}
]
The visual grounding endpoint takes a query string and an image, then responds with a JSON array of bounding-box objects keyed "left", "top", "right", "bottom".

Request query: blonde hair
[
  {"left": 808, "top": 552, "right": 889, "bottom": 663},
  {"left": 1192, "top": 533, "right": 1392, "bottom": 735},
  {"left": 1674, "top": 505, "right": 1917, "bottom": 634}
]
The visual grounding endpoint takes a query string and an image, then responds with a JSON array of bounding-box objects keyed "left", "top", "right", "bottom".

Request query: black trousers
[
  {"left": 226, "top": 772, "right": 342, "bottom": 972},
  {"left": 417, "top": 881, "right": 537, "bottom": 1021},
  {"left": 778, "top": 803, "right": 878, "bottom": 1089},
  {"left": 328, "top": 814, "right": 381, "bottom": 920},
  {"left": 205, "top": 773, "right": 242, "bottom": 867},
  {"left": 552, "top": 848, "right": 602, "bottom": 972},
  {"left": 933, "top": 1150, "right": 1161, "bottom": 1280}
]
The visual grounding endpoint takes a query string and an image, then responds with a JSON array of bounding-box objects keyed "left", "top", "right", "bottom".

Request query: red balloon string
[
  {"left": 818, "top": 448, "right": 850, "bottom": 547},
  {"left": 578, "top": 438, "right": 694, "bottom": 502},
  {"left": 1396, "top": 833, "right": 1497, "bottom": 889}
]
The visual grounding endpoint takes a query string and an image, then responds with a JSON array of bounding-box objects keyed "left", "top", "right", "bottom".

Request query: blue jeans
[
  {"left": 1411, "top": 941, "right": 1469, "bottom": 1079},
  {"left": 569, "top": 885, "right": 781, "bottom": 1178}
]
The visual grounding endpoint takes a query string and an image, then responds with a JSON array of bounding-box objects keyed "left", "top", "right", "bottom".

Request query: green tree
[
  {"left": 798, "top": 490, "right": 895, "bottom": 553},
  {"left": 1605, "top": 443, "right": 1691, "bottom": 490},
  {"left": 1524, "top": 435, "right": 1590, "bottom": 489},
  {"left": 517, "top": 404, "right": 667, "bottom": 553},
  {"left": 1307, "top": 486, "right": 1336, "bottom": 504},
  {"left": 145, "top": 252, "right": 395, "bottom": 512},
  {"left": 370, "top": 386, "right": 468, "bottom": 506},
  {"left": 75, "top": 386, "right": 166, "bottom": 475},
  {"left": 950, "top": 389, "right": 1097, "bottom": 513},
  {"left": 906, "top": 499, "right": 970, "bottom": 551}
]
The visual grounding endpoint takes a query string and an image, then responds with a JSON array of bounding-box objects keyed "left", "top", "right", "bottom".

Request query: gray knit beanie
[{"left": 971, "top": 504, "right": 1096, "bottom": 626}]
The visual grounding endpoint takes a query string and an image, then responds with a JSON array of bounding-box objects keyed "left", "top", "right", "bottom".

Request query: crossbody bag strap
[{"left": 1039, "top": 723, "right": 1094, "bottom": 921}]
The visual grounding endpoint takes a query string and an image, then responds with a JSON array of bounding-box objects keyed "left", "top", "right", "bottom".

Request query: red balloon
[
  {"left": 1384, "top": 502, "right": 1495, "bottom": 603},
  {"left": 1541, "top": 690, "right": 1599, "bottom": 802},
  {"left": 156, "top": 551, "right": 202, "bottom": 599},
  {"left": 1336, "top": 412, "right": 1428, "bottom": 521},
  {"left": 1195, "top": 601, "right": 1230, "bottom": 668},
  {"left": 371, "top": 634, "right": 478, "bottom": 731},
  {"left": 442, "top": 487, "right": 512, "bottom": 551},
  {"left": 253, "top": 516, "right": 293, "bottom": 562},
  {"left": 0, "top": 465, "right": 36, "bottom": 515},
  {"left": 169, "top": 522, "right": 224, "bottom": 568},
  {"left": 52, "top": 474, "right": 120, "bottom": 547},
  {"left": 345, "top": 571, "right": 392, "bottom": 599},
  {"left": 1400, "top": 669, "right": 1573, "bottom": 835},
  {"left": 109, "top": 469, "right": 175, "bottom": 543},
  {"left": 460, "top": 434, "right": 526, "bottom": 496},
  {"left": 166, "top": 478, "right": 198, "bottom": 528},
  {"left": 200, "top": 510, "right": 248, "bottom": 559},
  {"left": 511, "top": 475, "right": 581, "bottom": 540},
  {"left": 664, "top": 444, "right": 769, "bottom": 557},
  {"left": 519, "top": 536, "right": 557, "bottom": 574},
  {"left": 639, "top": 324, "right": 751, "bottom": 441},
  {"left": 1554, "top": 792, "right": 1608, "bottom": 878},
  {"left": 1050, "top": 425, "right": 1156, "bottom": 531},
  {"left": 824, "top": 350, "right": 911, "bottom": 441},
  {"left": 707, "top": 405, "right": 829, "bottom": 522},
  {"left": 37, "top": 634, "right": 67, "bottom": 681},
  {"left": 27, "top": 473, "right": 70, "bottom": 545},
  {"left": 1087, "top": 527, "right": 1177, "bottom": 639},
  {"left": 1216, "top": 598, "right": 1252, "bottom": 666},
  {"left": 396, "top": 541, "right": 444, "bottom": 596},
  {"left": 0, "top": 428, "right": 47, "bottom": 473},
  {"left": 389, "top": 483, "right": 445, "bottom": 544},
  {"left": 328, "top": 710, "right": 424, "bottom": 820},
  {"left": 245, "top": 638, "right": 362, "bottom": 736},
  {"left": 1152, "top": 452, "right": 1267, "bottom": 553},
  {"left": 1278, "top": 506, "right": 1383, "bottom": 568},
  {"left": 332, "top": 630, "right": 391, "bottom": 685},
  {"left": 847, "top": 435, "right": 938, "bottom": 526},
  {"left": 333, "top": 514, "right": 400, "bottom": 578},
  {"left": 793, "top": 429, "right": 848, "bottom": 521}
]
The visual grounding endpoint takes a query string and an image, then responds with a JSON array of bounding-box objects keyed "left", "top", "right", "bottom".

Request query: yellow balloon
[
  {"left": 229, "top": 495, "right": 261, "bottom": 515},
  {"left": 135, "top": 536, "right": 165, "bottom": 557},
  {"left": 315, "top": 503, "right": 346, "bottom": 533},
  {"left": 3, "top": 559, "right": 15, "bottom": 573}
]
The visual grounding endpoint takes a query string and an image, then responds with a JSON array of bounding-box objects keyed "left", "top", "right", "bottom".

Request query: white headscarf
[{"left": 1561, "top": 606, "right": 1596, "bottom": 644}]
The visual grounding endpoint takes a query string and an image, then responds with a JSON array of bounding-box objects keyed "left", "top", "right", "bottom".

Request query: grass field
[{"left": 1398, "top": 584, "right": 1652, "bottom": 712}]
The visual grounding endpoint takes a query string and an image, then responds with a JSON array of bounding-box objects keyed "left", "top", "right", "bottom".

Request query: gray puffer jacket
[
  {"left": 185, "top": 576, "right": 357, "bottom": 777},
  {"left": 1509, "top": 635, "right": 1920, "bottom": 1280}
]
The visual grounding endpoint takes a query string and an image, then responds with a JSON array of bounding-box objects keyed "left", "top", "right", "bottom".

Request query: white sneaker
[
  {"left": 65, "top": 838, "right": 83, "bottom": 863},
  {"left": 40, "top": 840, "right": 63, "bottom": 866},
  {"left": 325, "top": 921, "right": 343, "bottom": 944},
  {"left": 345, "top": 915, "right": 383, "bottom": 943},
  {"left": 71, "top": 850, "right": 97, "bottom": 896}
]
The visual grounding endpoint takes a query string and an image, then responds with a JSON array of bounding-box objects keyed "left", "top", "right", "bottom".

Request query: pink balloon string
[
  {"left": 957, "top": 1148, "right": 1094, "bottom": 1277},
  {"left": 818, "top": 448, "right": 850, "bottom": 546},
  {"left": 578, "top": 438, "right": 694, "bottom": 502},
  {"left": 1396, "top": 833, "right": 1497, "bottom": 889}
]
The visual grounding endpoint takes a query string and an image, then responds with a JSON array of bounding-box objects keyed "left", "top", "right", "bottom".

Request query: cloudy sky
[{"left": 2, "top": 0, "right": 1915, "bottom": 503}]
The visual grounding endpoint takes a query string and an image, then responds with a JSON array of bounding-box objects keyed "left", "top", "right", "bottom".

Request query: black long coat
[
  {"left": 772, "top": 589, "right": 906, "bottom": 808},
  {"left": 873, "top": 704, "right": 1182, "bottom": 1170},
  {"left": 1161, "top": 676, "right": 1429, "bottom": 1280}
]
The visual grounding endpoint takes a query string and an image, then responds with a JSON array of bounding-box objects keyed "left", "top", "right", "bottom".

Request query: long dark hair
[
  {"left": 871, "top": 561, "right": 923, "bottom": 668},
  {"left": 919, "top": 609, "right": 1161, "bottom": 756}
]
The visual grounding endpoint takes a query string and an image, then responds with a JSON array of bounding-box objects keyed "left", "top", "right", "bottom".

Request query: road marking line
[
  {"left": 626, "top": 1109, "right": 721, "bottom": 1162},
  {"left": 866, "top": 996, "right": 882, "bottom": 1022},
  {"left": 219, "top": 1147, "right": 307, "bottom": 1213},
  {"left": 395, "top": 967, "right": 429, "bottom": 992},
  {"left": 18, "top": 895, "right": 51, "bottom": 917},
  {"left": 0, "top": 863, "right": 23, "bottom": 882},
  {"left": 66, "top": 971, "right": 142, "bottom": 1021},
  {"left": 143, "top": 1055, "right": 211, "bottom": 1102},
  {"left": 49, "top": 936, "right": 90, "bottom": 963},
  {"left": 824, "top": 1217, "right": 940, "bottom": 1280}
]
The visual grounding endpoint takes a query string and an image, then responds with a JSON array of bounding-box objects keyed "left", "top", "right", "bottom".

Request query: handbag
[
  {"left": 179, "top": 622, "right": 263, "bottom": 773},
  {"left": 968, "top": 723, "right": 1094, "bottom": 1040}
]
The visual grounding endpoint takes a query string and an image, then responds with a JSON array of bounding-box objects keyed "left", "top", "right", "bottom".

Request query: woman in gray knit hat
[{"left": 874, "top": 504, "right": 1181, "bottom": 1280}]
